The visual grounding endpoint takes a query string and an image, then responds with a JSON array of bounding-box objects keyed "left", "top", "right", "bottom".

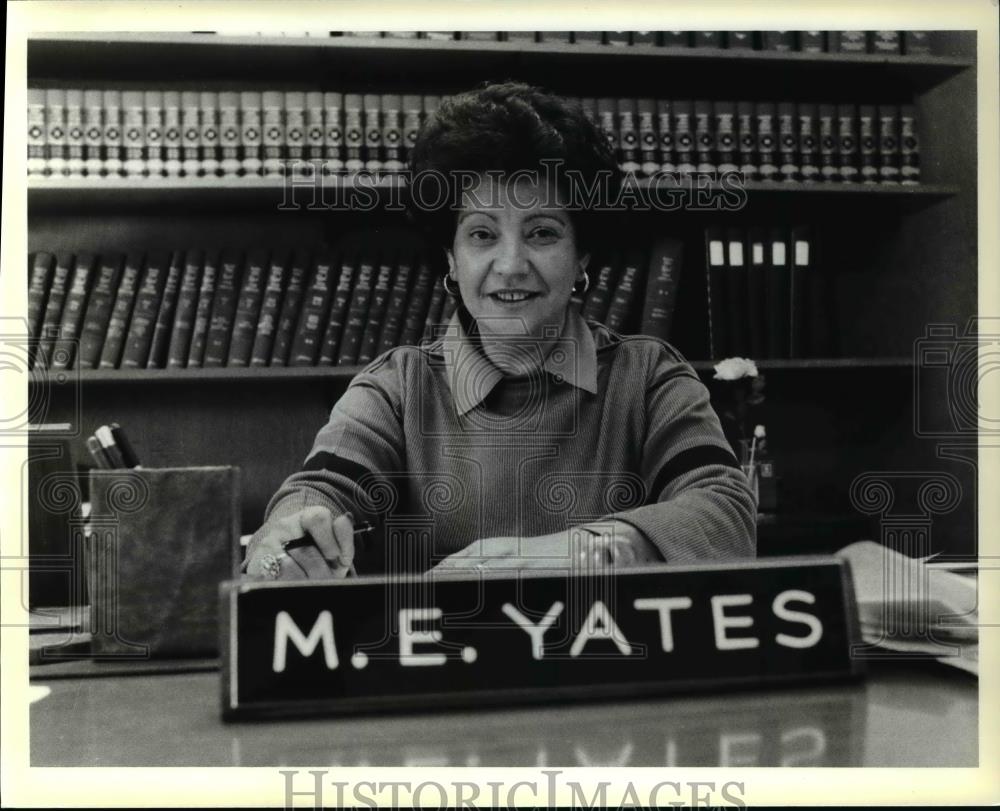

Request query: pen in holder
[{"left": 85, "top": 466, "right": 240, "bottom": 658}]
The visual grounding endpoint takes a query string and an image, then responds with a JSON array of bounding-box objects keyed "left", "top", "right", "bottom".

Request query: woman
[{"left": 245, "top": 82, "right": 755, "bottom": 580}]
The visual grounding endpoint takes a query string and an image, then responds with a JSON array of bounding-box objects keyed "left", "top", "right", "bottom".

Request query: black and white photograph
[{"left": 3, "top": 1, "right": 998, "bottom": 807}]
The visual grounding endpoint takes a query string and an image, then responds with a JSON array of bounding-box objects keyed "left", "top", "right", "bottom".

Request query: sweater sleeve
[
  {"left": 605, "top": 347, "right": 757, "bottom": 563},
  {"left": 243, "top": 352, "right": 406, "bottom": 569}
]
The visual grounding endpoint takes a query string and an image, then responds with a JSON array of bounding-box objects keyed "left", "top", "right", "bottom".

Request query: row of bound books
[
  {"left": 705, "top": 225, "right": 832, "bottom": 360},
  {"left": 331, "top": 31, "right": 936, "bottom": 54},
  {"left": 29, "top": 240, "right": 443, "bottom": 371},
  {"left": 589, "top": 99, "right": 921, "bottom": 184},
  {"left": 27, "top": 90, "right": 441, "bottom": 179},
  {"left": 572, "top": 237, "right": 684, "bottom": 340},
  {"left": 28, "top": 90, "right": 921, "bottom": 185},
  {"left": 27, "top": 235, "right": 684, "bottom": 371}
]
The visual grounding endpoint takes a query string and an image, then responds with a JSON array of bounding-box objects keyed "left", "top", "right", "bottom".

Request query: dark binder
[
  {"left": 186, "top": 251, "right": 221, "bottom": 367},
  {"left": 604, "top": 249, "right": 643, "bottom": 334},
  {"left": 77, "top": 254, "right": 124, "bottom": 370},
  {"left": 269, "top": 251, "right": 309, "bottom": 366},
  {"left": 51, "top": 253, "right": 96, "bottom": 370},
  {"left": 147, "top": 251, "right": 185, "bottom": 368},
  {"left": 581, "top": 251, "right": 620, "bottom": 324},
  {"left": 98, "top": 253, "right": 143, "bottom": 369},
  {"left": 203, "top": 250, "right": 245, "bottom": 366},
  {"left": 421, "top": 276, "right": 446, "bottom": 342},
  {"left": 765, "top": 227, "right": 791, "bottom": 359},
  {"left": 399, "top": 256, "right": 435, "bottom": 347},
  {"left": 166, "top": 250, "right": 206, "bottom": 368},
  {"left": 227, "top": 249, "right": 269, "bottom": 366},
  {"left": 318, "top": 243, "right": 360, "bottom": 365},
  {"left": 746, "top": 227, "right": 768, "bottom": 360},
  {"left": 121, "top": 253, "right": 170, "bottom": 368},
  {"left": 794, "top": 225, "right": 832, "bottom": 358},
  {"left": 27, "top": 252, "right": 55, "bottom": 347},
  {"left": 725, "top": 227, "right": 749, "bottom": 357},
  {"left": 249, "top": 251, "right": 289, "bottom": 367},
  {"left": 377, "top": 245, "right": 415, "bottom": 354},
  {"left": 639, "top": 238, "right": 683, "bottom": 341},
  {"left": 337, "top": 247, "right": 377, "bottom": 365},
  {"left": 705, "top": 226, "right": 728, "bottom": 359},
  {"left": 290, "top": 252, "right": 336, "bottom": 366},
  {"left": 358, "top": 246, "right": 397, "bottom": 364}
]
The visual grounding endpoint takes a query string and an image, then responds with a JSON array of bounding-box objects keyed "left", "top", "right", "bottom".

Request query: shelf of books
[
  {"left": 25, "top": 224, "right": 914, "bottom": 376},
  {"left": 27, "top": 177, "right": 960, "bottom": 213},
  {"left": 25, "top": 28, "right": 977, "bottom": 551},
  {"left": 28, "top": 32, "right": 972, "bottom": 86}
]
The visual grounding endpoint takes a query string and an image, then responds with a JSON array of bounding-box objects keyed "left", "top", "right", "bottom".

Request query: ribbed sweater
[{"left": 246, "top": 306, "right": 756, "bottom": 574}]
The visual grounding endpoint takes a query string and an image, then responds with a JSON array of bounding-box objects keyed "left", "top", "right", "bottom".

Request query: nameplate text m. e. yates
[{"left": 220, "top": 557, "right": 863, "bottom": 719}]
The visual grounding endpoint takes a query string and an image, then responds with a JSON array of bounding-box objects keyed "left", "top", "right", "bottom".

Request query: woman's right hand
[{"left": 245, "top": 507, "right": 355, "bottom": 580}]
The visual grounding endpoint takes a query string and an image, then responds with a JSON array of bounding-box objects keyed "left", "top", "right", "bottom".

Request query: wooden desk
[{"left": 30, "top": 662, "right": 976, "bottom": 767}]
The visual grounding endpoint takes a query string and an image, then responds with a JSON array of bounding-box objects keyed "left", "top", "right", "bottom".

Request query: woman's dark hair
[{"left": 407, "top": 81, "right": 622, "bottom": 257}]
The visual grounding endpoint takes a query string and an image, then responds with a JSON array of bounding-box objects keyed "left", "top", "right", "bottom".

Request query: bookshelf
[
  {"left": 26, "top": 31, "right": 978, "bottom": 554},
  {"left": 30, "top": 356, "right": 914, "bottom": 387},
  {"left": 27, "top": 32, "right": 973, "bottom": 84},
  {"left": 27, "top": 176, "right": 960, "bottom": 213}
]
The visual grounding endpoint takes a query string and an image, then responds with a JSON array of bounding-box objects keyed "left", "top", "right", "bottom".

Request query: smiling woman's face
[{"left": 447, "top": 174, "right": 589, "bottom": 339}]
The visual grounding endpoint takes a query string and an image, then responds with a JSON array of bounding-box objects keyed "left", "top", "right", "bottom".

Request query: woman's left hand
[{"left": 432, "top": 521, "right": 661, "bottom": 572}]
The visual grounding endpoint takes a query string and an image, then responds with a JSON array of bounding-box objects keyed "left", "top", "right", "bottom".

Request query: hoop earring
[
  {"left": 443, "top": 275, "right": 459, "bottom": 297},
  {"left": 572, "top": 273, "right": 590, "bottom": 296}
]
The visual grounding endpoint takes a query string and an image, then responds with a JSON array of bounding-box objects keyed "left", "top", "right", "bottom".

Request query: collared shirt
[
  {"left": 247, "top": 307, "right": 755, "bottom": 574},
  {"left": 443, "top": 305, "right": 598, "bottom": 415}
]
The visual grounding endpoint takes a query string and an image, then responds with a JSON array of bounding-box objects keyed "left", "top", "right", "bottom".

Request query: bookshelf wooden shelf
[
  {"left": 27, "top": 176, "right": 960, "bottom": 212},
  {"left": 725, "top": 357, "right": 914, "bottom": 370},
  {"left": 26, "top": 29, "right": 977, "bottom": 555},
  {"left": 31, "top": 365, "right": 364, "bottom": 385},
  {"left": 26, "top": 175, "right": 404, "bottom": 211},
  {"left": 28, "top": 33, "right": 972, "bottom": 90},
  {"left": 28, "top": 357, "right": 914, "bottom": 386}
]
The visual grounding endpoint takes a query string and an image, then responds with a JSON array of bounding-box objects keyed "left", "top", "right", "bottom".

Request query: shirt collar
[{"left": 440, "top": 305, "right": 598, "bottom": 416}]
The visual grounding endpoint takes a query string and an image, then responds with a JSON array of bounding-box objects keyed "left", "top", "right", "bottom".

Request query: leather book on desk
[{"left": 87, "top": 466, "right": 240, "bottom": 657}]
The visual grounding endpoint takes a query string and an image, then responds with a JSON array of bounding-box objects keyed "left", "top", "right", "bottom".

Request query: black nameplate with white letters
[{"left": 220, "top": 557, "right": 863, "bottom": 719}]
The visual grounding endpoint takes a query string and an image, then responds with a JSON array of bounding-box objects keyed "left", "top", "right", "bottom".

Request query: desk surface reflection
[{"left": 30, "top": 661, "right": 976, "bottom": 767}]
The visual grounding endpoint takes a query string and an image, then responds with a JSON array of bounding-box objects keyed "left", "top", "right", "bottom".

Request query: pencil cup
[{"left": 85, "top": 466, "right": 241, "bottom": 657}]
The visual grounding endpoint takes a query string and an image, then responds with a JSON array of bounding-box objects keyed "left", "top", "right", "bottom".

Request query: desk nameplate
[{"left": 220, "top": 557, "right": 863, "bottom": 719}]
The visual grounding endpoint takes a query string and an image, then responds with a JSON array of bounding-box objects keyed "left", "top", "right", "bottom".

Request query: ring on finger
[{"left": 253, "top": 552, "right": 288, "bottom": 580}]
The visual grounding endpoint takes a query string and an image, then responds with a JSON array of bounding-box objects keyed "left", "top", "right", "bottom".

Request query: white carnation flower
[{"left": 713, "top": 357, "right": 759, "bottom": 381}]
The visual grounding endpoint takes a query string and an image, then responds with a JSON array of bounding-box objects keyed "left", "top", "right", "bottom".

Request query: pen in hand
[{"left": 281, "top": 522, "right": 375, "bottom": 577}]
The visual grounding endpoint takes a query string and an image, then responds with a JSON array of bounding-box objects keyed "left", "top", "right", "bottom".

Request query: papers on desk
[{"left": 838, "top": 541, "right": 978, "bottom": 675}]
